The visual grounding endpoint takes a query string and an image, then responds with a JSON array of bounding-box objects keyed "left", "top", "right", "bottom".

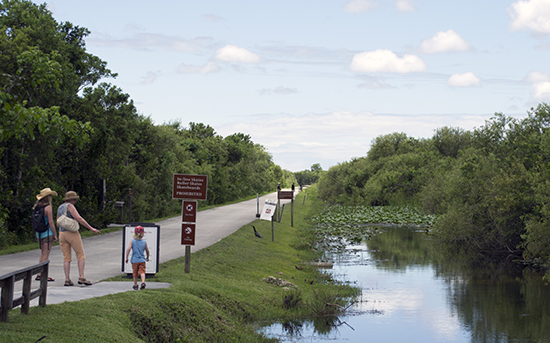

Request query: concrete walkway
[{"left": 0, "top": 191, "right": 298, "bottom": 306}]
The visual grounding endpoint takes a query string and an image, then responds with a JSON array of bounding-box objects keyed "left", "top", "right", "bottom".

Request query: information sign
[
  {"left": 122, "top": 224, "right": 160, "bottom": 274},
  {"left": 173, "top": 174, "right": 208, "bottom": 200},
  {"left": 260, "top": 200, "right": 277, "bottom": 221},
  {"left": 278, "top": 190, "right": 294, "bottom": 200}
]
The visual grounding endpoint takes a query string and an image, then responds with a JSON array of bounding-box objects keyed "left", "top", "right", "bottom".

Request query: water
[{"left": 261, "top": 227, "right": 550, "bottom": 342}]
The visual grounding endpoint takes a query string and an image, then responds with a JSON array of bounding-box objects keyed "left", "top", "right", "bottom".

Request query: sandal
[
  {"left": 64, "top": 280, "right": 74, "bottom": 286},
  {"left": 35, "top": 275, "right": 55, "bottom": 281},
  {"left": 78, "top": 278, "right": 92, "bottom": 286},
  {"left": 140, "top": 283, "right": 146, "bottom": 290},
  {"left": 133, "top": 284, "right": 139, "bottom": 290}
]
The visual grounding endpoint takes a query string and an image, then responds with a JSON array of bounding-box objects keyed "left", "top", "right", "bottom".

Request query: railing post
[
  {"left": 21, "top": 270, "right": 32, "bottom": 314},
  {"left": 39, "top": 263, "right": 48, "bottom": 307},
  {"left": 1, "top": 275, "right": 14, "bottom": 322}
]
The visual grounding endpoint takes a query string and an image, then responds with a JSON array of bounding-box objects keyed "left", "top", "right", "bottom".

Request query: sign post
[
  {"left": 173, "top": 174, "right": 208, "bottom": 273},
  {"left": 277, "top": 190, "right": 294, "bottom": 227},
  {"left": 261, "top": 199, "right": 277, "bottom": 241}
]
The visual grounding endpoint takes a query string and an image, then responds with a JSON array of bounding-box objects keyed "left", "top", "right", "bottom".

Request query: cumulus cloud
[
  {"left": 447, "top": 72, "right": 481, "bottom": 87},
  {"left": 509, "top": 0, "right": 550, "bottom": 35},
  {"left": 350, "top": 49, "right": 426, "bottom": 73},
  {"left": 533, "top": 82, "right": 550, "bottom": 99},
  {"left": 216, "top": 45, "right": 261, "bottom": 63},
  {"left": 343, "top": 0, "right": 379, "bottom": 13},
  {"left": 420, "top": 30, "right": 471, "bottom": 54},
  {"left": 525, "top": 71, "right": 550, "bottom": 100},
  {"left": 395, "top": 0, "right": 416, "bottom": 12}
]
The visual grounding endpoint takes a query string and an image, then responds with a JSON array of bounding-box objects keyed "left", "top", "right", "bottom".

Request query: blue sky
[{"left": 39, "top": 0, "right": 550, "bottom": 171}]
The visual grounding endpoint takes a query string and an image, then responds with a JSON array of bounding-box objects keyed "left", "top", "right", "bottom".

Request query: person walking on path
[
  {"left": 57, "top": 191, "right": 100, "bottom": 286},
  {"left": 125, "top": 225, "right": 150, "bottom": 290},
  {"left": 33, "top": 188, "right": 58, "bottom": 282}
]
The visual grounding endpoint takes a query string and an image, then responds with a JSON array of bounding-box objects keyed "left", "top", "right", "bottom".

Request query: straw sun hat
[
  {"left": 36, "top": 188, "right": 58, "bottom": 200},
  {"left": 63, "top": 191, "right": 80, "bottom": 201}
]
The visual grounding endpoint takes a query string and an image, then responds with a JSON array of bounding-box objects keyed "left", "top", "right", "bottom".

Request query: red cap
[{"left": 135, "top": 226, "right": 144, "bottom": 234}]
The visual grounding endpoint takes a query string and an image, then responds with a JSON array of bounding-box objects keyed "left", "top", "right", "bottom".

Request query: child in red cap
[{"left": 125, "top": 226, "right": 150, "bottom": 290}]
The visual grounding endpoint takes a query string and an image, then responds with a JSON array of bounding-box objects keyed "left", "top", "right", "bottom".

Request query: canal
[{"left": 261, "top": 226, "right": 550, "bottom": 342}]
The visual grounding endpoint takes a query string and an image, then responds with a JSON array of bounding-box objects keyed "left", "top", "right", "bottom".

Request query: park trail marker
[
  {"left": 278, "top": 190, "right": 295, "bottom": 227},
  {"left": 173, "top": 174, "right": 208, "bottom": 273}
]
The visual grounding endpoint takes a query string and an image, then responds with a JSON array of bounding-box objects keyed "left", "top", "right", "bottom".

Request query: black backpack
[{"left": 32, "top": 205, "right": 48, "bottom": 233}]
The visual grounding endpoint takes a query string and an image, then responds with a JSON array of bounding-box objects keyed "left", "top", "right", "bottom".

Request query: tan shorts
[
  {"left": 132, "top": 262, "right": 146, "bottom": 277},
  {"left": 59, "top": 231, "right": 85, "bottom": 262}
]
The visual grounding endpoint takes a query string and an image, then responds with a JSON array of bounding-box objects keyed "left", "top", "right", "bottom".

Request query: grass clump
[{"left": 0, "top": 185, "right": 358, "bottom": 342}]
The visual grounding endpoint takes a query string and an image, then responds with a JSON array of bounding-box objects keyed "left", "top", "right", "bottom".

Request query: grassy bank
[{"left": 0, "top": 186, "right": 358, "bottom": 342}]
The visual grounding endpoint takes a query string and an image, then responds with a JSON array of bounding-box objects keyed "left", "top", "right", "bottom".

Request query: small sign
[
  {"left": 173, "top": 174, "right": 208, "bottom": 200},
  {"left": 181, "top": 223, "right": 196, "bottom": 245},
  {"left": 182, "top": 200, "right": 197, "bottom": 223},
  {"left": 260, "top": 200, "right": 277, "bottom": 221},
  {"left": 278, "top": 190, "right": 294, "bottom": 200}
]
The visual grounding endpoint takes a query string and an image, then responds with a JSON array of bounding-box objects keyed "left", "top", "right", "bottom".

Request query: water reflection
[{"left": 260, "top": 227, "right": 550, "bottom": 342}]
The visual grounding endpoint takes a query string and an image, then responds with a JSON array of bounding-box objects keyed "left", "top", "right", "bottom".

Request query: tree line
[
  {"left": 318, "top": 105, "right": 550, "bottom": 268},
  {"left": 0, "top": 0, "right": 296, "bottom": 248}
]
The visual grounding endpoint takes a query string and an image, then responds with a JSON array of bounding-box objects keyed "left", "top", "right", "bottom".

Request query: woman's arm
[
  {"left": 68, "top": 203, "right": 100, "bottom": 234},
  {"left": 45, "top": 205, "right": 57, "bottom": 242}
]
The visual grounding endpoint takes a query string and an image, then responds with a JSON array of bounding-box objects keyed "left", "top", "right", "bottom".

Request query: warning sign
[
  {"left": 173, "top": 174, "right": 208, "bottom": 200},
  {"left": 182, "top": 200, "right": 197, "bottom": 223},
  {"left": 181, "top": 223, "right": 196, "bottom": 245}
]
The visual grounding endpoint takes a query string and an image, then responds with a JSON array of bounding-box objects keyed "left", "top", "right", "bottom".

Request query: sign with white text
[
  {"left": 181, "top": 223, "right": 196, "bottom": 245},
  {"left": 173, "top": 174, "right": 208, "bottom": 200},
  {"left": 182, "top": 200, "right": 197, "bottom": 223}
]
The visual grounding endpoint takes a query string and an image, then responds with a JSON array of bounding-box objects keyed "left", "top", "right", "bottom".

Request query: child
[{"left": 125, "top": 226, "right": 150, "bottom": 290}]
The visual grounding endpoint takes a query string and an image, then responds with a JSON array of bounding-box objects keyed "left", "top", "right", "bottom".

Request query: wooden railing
[{"left": 0, "top": 260, "right": 49, "bottom": 322}]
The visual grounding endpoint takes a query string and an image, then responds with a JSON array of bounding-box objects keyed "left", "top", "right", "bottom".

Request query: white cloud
[
  {"left": 216, "top": 111, "right": 489, "bottom": 171},
  {"left": 259, "top": 86, "right": 298, "bottom": 95},
  {"left": 343, "top": 0, "right": 379, "bottom": 13},
  {"left": 140, "top": 71, "right": 157, "bottom": 85},
  {"left": 447, "top": 72, "right": 481, "bottom": 87},
  {"left": 532, "top": 81, "right": 550, "bottom": 99},
  {"left": 420, "top": 30, "right": 471, "bottom": 54},
  {"left": 177, "top": 61, "right": 220, "bottom": 74},
  {"left": 525, "top": 71, "right": 550, "bottom": 82},
  {"left": 509, "top": 0, "right": 550, "bottom": 35},
  {"left": 350, "top": 49, "right": 427, "bottom": 73},
  {"left": 215, "top": 45, "right": 261, "bottom": 63},
  {"left": 395, "top": 0, "right": 416, "bottom": 12}
]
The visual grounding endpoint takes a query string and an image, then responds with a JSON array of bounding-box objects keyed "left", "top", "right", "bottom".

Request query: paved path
[{"left": 0, "top": 191, "right": 298, "bottom": 306}]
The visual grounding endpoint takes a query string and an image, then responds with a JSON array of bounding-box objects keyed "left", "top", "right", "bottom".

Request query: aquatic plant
[{"left": 310, "top": 205, "right": 437, "bottom": 252}]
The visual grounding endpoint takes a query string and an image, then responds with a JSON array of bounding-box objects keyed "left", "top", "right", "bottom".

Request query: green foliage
[
  {"left": 0, "top": 1, "right": 285, "bottom": 248},
  {"left": 317, "top": 104, "right": 550, "bottom": 271}
]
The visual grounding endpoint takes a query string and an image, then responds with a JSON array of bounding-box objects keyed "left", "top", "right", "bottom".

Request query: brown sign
[
  {"left": 181, "top": 223, "right": 196, "bottom": 245},
  {"left": 278, "top": 190, "right": 294, "bottom": 200},
  {"left": 173, "top": 174, "right": 208, "bottom": 200},
  {"left": 182, "top": 200, "right": 197, "bottom": 223}
]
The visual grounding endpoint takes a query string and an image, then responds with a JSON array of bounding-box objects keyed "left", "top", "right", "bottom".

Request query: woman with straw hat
[
  {"left": 33, "top": 188, "right": 58, "bottom": 282},
  {"left": 57, "top": 191, "right": 101, "bottom": 286}
]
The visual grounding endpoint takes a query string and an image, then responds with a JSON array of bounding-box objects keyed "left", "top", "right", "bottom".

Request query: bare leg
[
  {"left": 133, "top": 275, "right": 138, "bottom": 287},
  {"left": 77, "top": 259, "right": 85, "bottom": 279},
  {"left": 140, "top": 273, "right": 146, "bottom": 283},
  {"left": 64, "top": 261, "right": 71, "bottom": 281},
  {"left": 38, "top": 242, "right": 51, "bottom": 279}
]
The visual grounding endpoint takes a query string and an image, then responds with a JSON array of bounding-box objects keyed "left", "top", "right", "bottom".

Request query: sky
[{"left": 36, "top": 0, "right": 550, "bottom": 171}]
